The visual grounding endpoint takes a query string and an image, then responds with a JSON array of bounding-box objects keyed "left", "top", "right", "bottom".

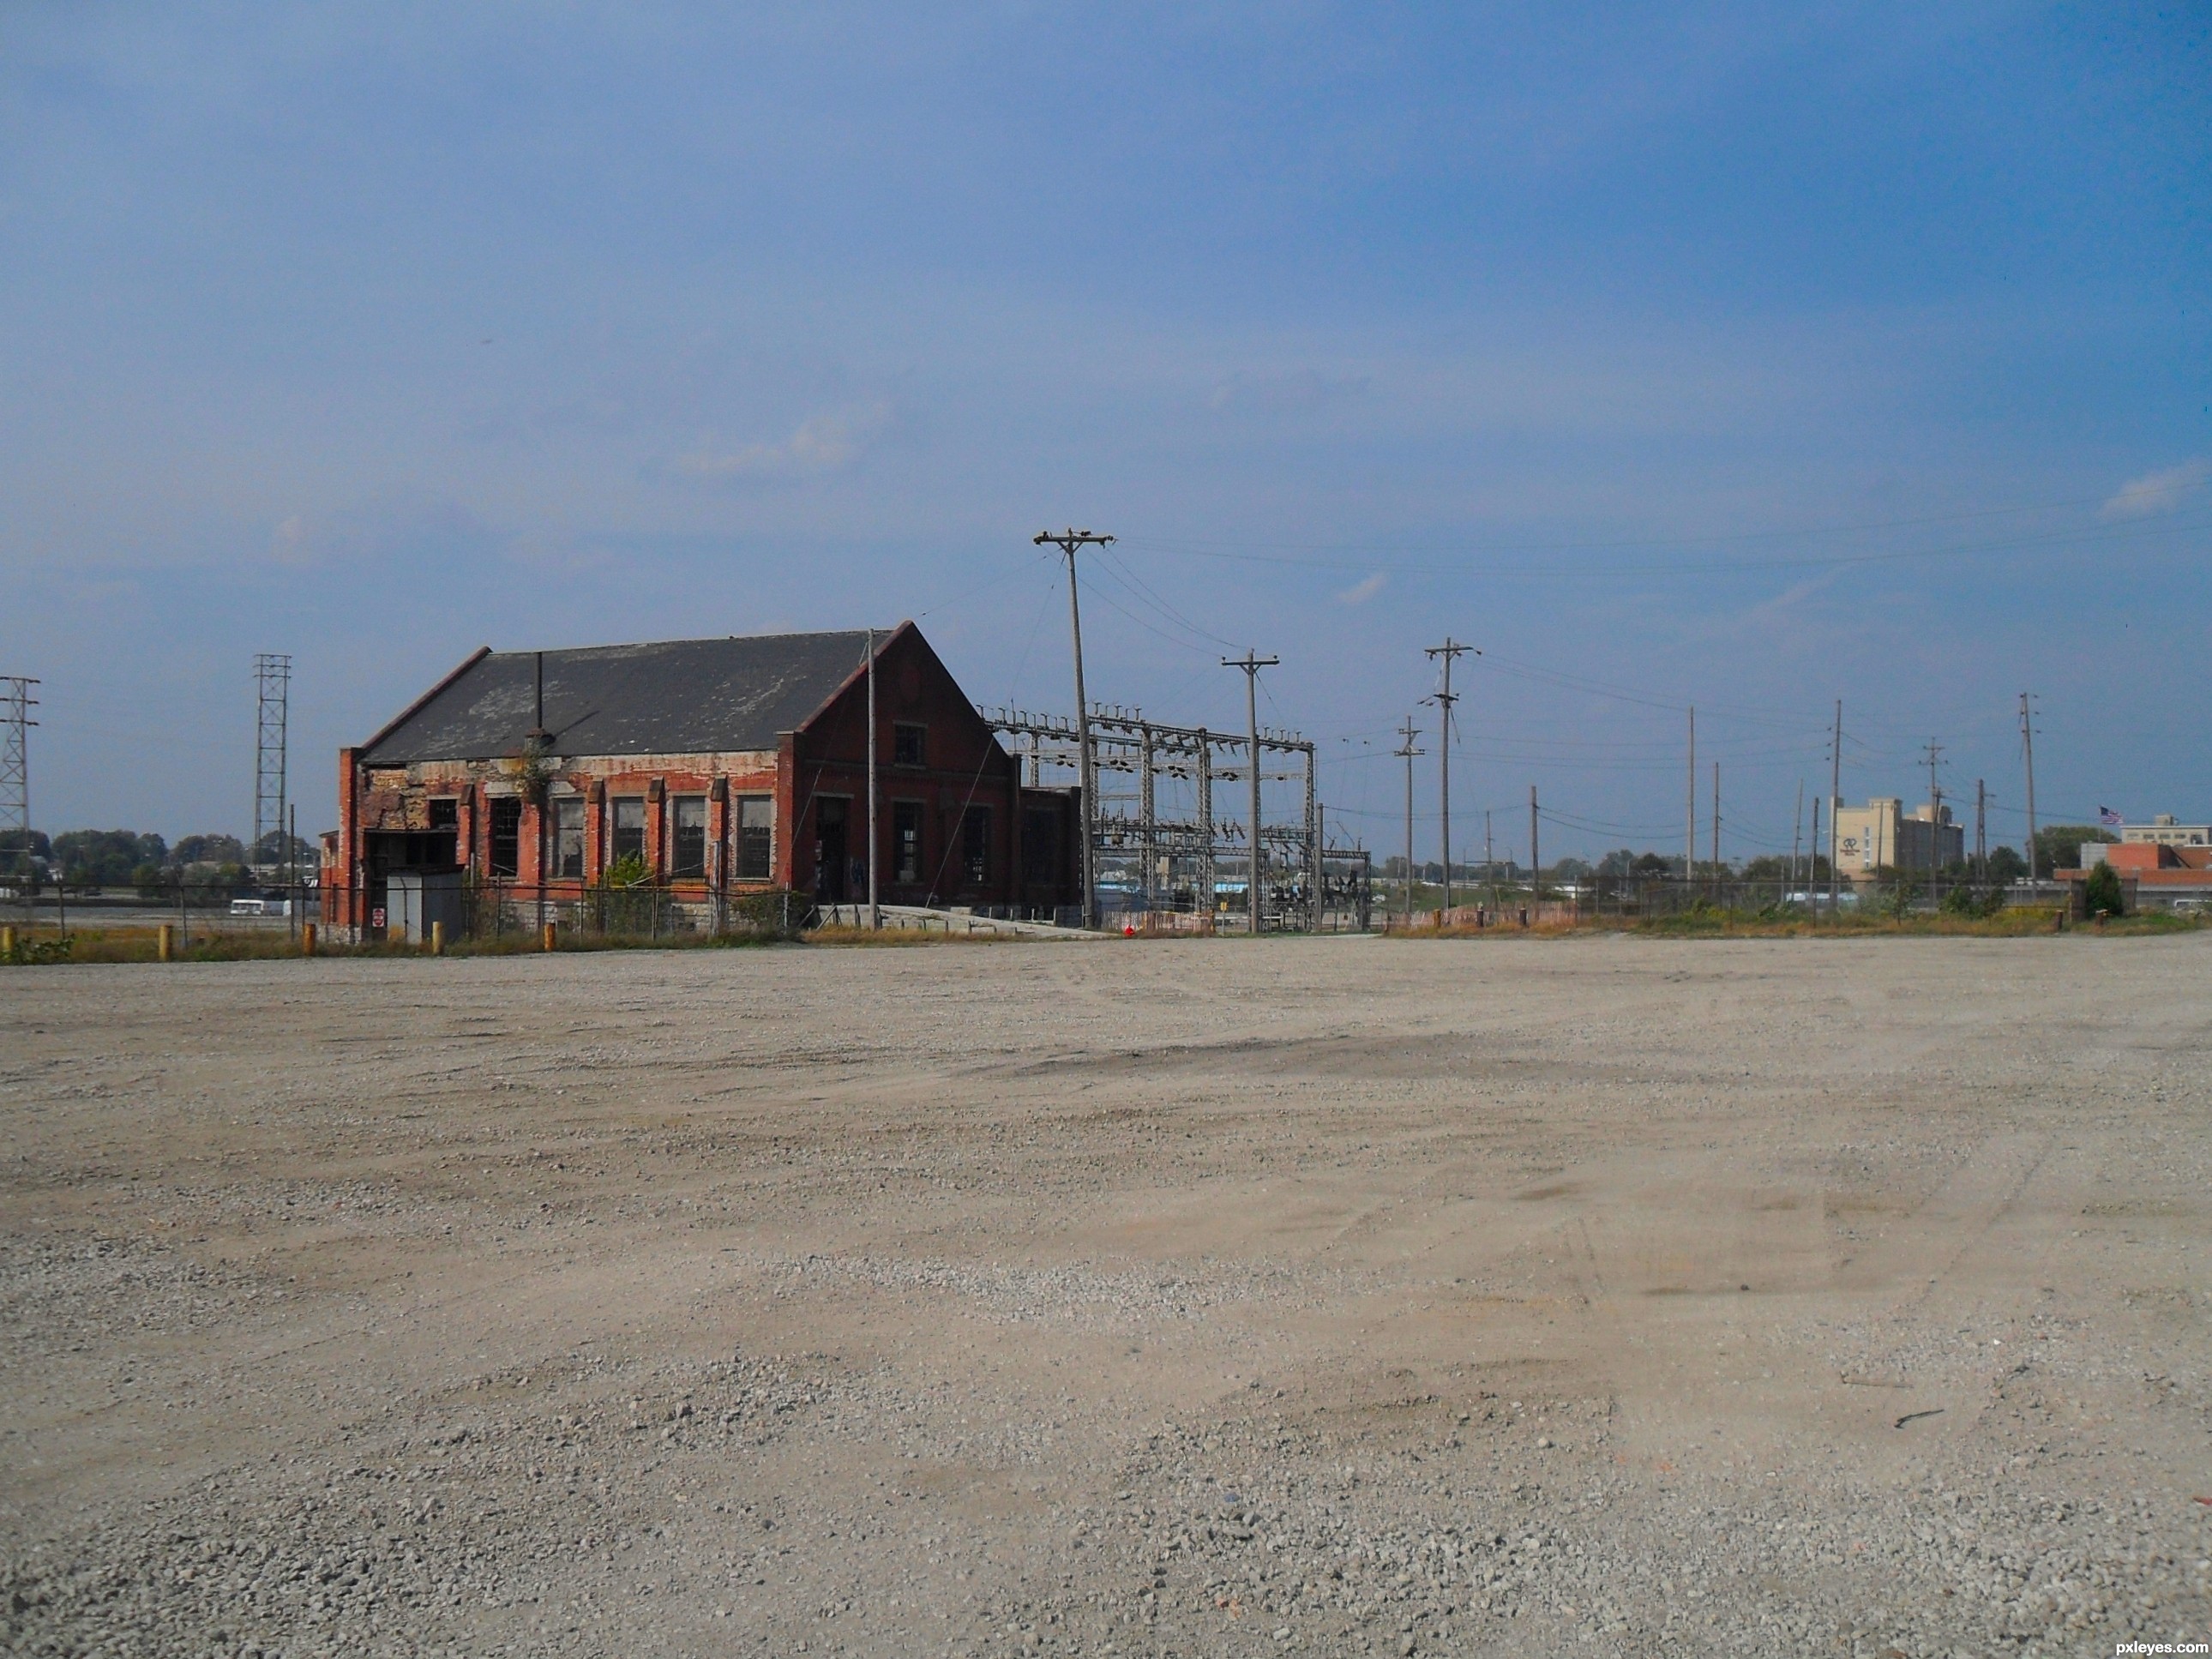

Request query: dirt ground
[{"left": 3, "top": 935, "right": 2208, "bottom": 1659}]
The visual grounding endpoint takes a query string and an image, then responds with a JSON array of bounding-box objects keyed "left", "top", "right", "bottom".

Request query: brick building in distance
[{"left": 322, "top": 624, "right": 1078, "bottom": 935}]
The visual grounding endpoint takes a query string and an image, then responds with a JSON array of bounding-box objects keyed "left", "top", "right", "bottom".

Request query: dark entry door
[{"left": 814, "top": 798, "right": 848, "bottom": 901}]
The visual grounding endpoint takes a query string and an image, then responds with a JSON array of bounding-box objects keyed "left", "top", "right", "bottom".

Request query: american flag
[{"left": 2098, "top": 806, "right": 2124, "bottom": 826}]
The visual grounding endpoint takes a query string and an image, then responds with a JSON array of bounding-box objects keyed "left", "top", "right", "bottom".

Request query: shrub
[{"left": 2083, "top": 861, "right": 2125, "bottom": 917}]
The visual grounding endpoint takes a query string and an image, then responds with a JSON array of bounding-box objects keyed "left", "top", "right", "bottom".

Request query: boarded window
[
  {"left": 893, "top": 723, "right": 925, "bottom": 766},
  {"left": 670, "top": 796, "right": 707, "bottom": 878},
  {"left": 736, "top": 796, "right": 773, "bottom": 881},
  {"left": 893, "top": 801, "right": 923, "bottom": 884},
  {"left": 489, "top": 797, "right": 522, "bottom": 877},
  {"left": 962, "top": 806, "right": 990, "bottom": 885},
  {"left": 611, "top": 797, "right": 646, "bottom": 864},
  {"left": 553, "top": 797, "right": 586, "bottom": 879}
]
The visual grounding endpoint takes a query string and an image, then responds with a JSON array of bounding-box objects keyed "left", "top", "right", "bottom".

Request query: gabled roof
[{"left": 360, "top": 630, "right": 885, "bottom": 763}]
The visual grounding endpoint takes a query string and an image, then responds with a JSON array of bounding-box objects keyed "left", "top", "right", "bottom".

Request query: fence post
[
  {"left": 302, "top": 922, "right": 317, "bottom": 956},
  {"left": 541, "top": 919, "right": 557, "bottom": 953},
  {"left": 1, "top": 923, "right": 14, "bottom": 959}
]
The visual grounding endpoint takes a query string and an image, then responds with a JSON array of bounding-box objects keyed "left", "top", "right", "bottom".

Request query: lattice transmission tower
[
  {"left": 1, "top": 676, "right": 36, "bottom": 879},
  {"left": 253, "top": 653, "right": 292, "bottom": 875}
]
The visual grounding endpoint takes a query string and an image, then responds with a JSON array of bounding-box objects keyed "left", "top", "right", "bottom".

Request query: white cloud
[
  {"left": 2101, "top": 457, "right": 2211, "bottom": 520},
  {"left": 672, "top": 400, "right": 891, "bottom": 481},
  {"left": 1336, "top": 571, "right": 1386, "bottom": 605}
]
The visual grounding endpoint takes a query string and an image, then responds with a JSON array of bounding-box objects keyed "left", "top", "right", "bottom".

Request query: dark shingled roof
[{"left": 362, "top": 631, "right": 879, "bottom": 763}]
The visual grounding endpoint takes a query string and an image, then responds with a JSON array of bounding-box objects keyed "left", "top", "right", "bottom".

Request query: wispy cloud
[
  {"left": 671, "top": 400, "right": 891, "bottom": 481},
  {"left": 1335, "top": 571, "right": 1386, "bottom": 605},
  {"left": 2101, "top": 457, "right": 2211, "bottom": 520}
]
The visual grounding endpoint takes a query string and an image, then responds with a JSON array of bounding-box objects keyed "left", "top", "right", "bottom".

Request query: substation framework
[{"left": 979, "top": 705, "right": 1372, "bottom": 931}]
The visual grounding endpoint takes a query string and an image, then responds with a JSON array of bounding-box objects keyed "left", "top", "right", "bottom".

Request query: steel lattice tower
[
  {"left": 253, "top": 654, "right": 291, "bottom": 872},
  {"left": 1, "top": 676, "right": 36, "bottom": 879}
]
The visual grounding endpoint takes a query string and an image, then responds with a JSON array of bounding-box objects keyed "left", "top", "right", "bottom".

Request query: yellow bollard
[
  {"left": 1, "top": 924, "right": 14, "bottom": 959},
  {"left": 157, "top": 923, "right": 174, "bottom": 963},
  {"left": 430, "top": 920, "right": 446, "bottom": 956},
  {"left": 301, "top": 922, "right": 317, "bottom": 956},
  {"left": 541, "top": 920, "right": 557, "bottom": 953}
]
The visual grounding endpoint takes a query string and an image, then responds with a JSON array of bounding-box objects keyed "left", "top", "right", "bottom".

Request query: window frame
[
  {"left": 735, "top": 796, "right": 774, "bottom": 882},
  {"left": 893, "top": 722, "right": 927, "bottom": 767},
  {"left": 488, "top": 796, "right": 522, "bottom": 878},
  {"left": 961, "top": 805, "right": 991, "bottom": 886},
  {"left": 892, "top": 799, "right": 924, "bottom": 884},
  {"left": 670, "top": 795, "right": 709, "bottom": 880},
  {"left": 610, "top": 796, "right": 647, "bottom": 866},
  {"left": 552, "top": 796, "right": 586, "bottom": 880}
]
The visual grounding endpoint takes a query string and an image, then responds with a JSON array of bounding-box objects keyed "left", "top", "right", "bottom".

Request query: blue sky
[{"left": 3, "top": 3, "right": 2206, "bottom": 863}]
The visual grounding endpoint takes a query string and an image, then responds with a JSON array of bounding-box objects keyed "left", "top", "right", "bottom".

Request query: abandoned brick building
[{"left": 322, "top": 624, "right": 1078, "bottom": 935}]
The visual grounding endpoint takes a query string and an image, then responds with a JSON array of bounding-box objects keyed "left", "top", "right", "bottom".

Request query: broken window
[
  {"left": 489, "top": 797, "right": 522, "bottom": 877},
  {"left": 893, "top": 723, "right": 926, "bottom": 766},
  {"left": 553, "top": 797, "right": 586, "bottom": 880},
  {"left": 611, "top": 797, "right": 646, "bottom": 865},
  {"left": 962, "top": 806, "right": 990, "bottom": 886},
  {"left": 670, "top": 796, "right": 707, "bottom": 879},
  {"left": 893, "top": 800, "right": 923, "bottom": 884},
  {"left": 736, "top": 796, "right": 773, "bottom": 882},
  {"left": 427, "top": 797, "right": 459, "bottom": 830}
]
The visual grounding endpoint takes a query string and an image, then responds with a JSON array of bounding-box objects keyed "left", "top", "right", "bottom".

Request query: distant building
[
  {"left": 1832, "top": 796, "right": 1963, "bottom": 879},
  {"left": 2066, "top": 839, "right": 2212, "bottom": 911},
  {"left": 2119, "top": 814, "right": 2211, "bottom": 849}
]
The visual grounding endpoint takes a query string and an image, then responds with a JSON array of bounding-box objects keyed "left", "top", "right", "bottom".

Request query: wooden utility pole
[
  {"left": 865, "top": 627, "right": 880, "bottom": 929},
  {"left": 1710, "top": 760, "right": 1720, "bottom": 897},
  {"left": 1034, "top": 529, "right": 1114, "bottom": 928},
  {"left": 1529, "top": 785, "right": 1540, "bottom": 902},
  {"left": 1790, "top": 779, "right": 1804, "bottom": 901},
  {"left": 1395, "top": 715, "right": 1422, "bottom": 926},
  {"left": 1975, "top": 778, "right": 1987, "bottom": 879},
  {"left": 1827, "top": 700, "right": 1843, "bottom": 914},
  {"left": 1684, "top": 706, "right": 1696, "bottom": 890},
  {"left": 1810, "top": 795, "right": 1823, "bottom": 911},
  {"left": 1223, "top": 651, "right": 1278, "bottom": 936},
  {"left": 1424, "top": 640, "right": 1474, "bottom": 913},
  {"left": 2020, "top": 692, "right": 2039, "bottom": 887},
  {"left": 1485, "top": 810, "right": 1496, "bottom": 913},
  {"left": 1923, "top": 738, "right": 1944, "bottom": 900}
]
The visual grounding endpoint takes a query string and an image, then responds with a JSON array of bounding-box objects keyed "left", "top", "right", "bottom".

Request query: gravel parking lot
[{"left": 3, "top": 935, "right": 2208, "bottom": 1657}]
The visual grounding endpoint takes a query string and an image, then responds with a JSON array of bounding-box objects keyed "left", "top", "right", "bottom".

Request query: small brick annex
[{"left": 321, "top": 622, "right": 1079, "bottom": 935}]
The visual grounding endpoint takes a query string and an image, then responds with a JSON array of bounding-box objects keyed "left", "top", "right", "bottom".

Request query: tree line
[{"left": 0, "top": 829, "right": 316, "bottom": 894}]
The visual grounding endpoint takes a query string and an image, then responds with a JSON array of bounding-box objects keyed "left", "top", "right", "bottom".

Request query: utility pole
[
  {"left": 1827, "top": 700, "right": 1843, "bottom": 915},
  {"left": 866, "top": 628, "right": 880, "bottom": 929},
  {"left": 1485, "top": 810, "right": 1496, "bottom": 912},
  {"left": 1923, "top": 739, "right": 1944, "bottom": 899},
  {"left": 1975, "top": 778, "right": 1987, "bottom": 881},
  {"left": 2020, "top": 692, "right": 2039, "bottom": 889},
  {"left": 1529, "top": 785, "right": 1540, "bottom": 902},
  {"left": 1, "top": 676, "right": 37, "bottom": 883},
  {"left": 1684, "top": 706, "right": 1696, "bottom": 890},
  {"left": 1223, "top": 651, "right": 1278, "bottom": 936},
  {"left": 1395, "top": 715, "right": 1422, "bottom": 927},
  {"left": 254, "top": 653, "right": 292, "bottom": 879},
  {"left": 1810, "top": 795, "right": 1823, "bottom": 912},
  {"left": 1424, "top": 640, "right": 1475, "bottom": 913},
  {"left": 1034, "top": 529, "right": 1115, "bottom": 928},
  {"left": 1711, "top": 760, "right": 1721, "bottom": 899},
  {"left": 1791, "top": 779, "right": 1804, "bottom": 900}
]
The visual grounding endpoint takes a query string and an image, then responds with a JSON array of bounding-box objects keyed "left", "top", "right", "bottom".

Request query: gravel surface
[{"left": 3, "top": 935, "right": 2208, "bottom": 1656}]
